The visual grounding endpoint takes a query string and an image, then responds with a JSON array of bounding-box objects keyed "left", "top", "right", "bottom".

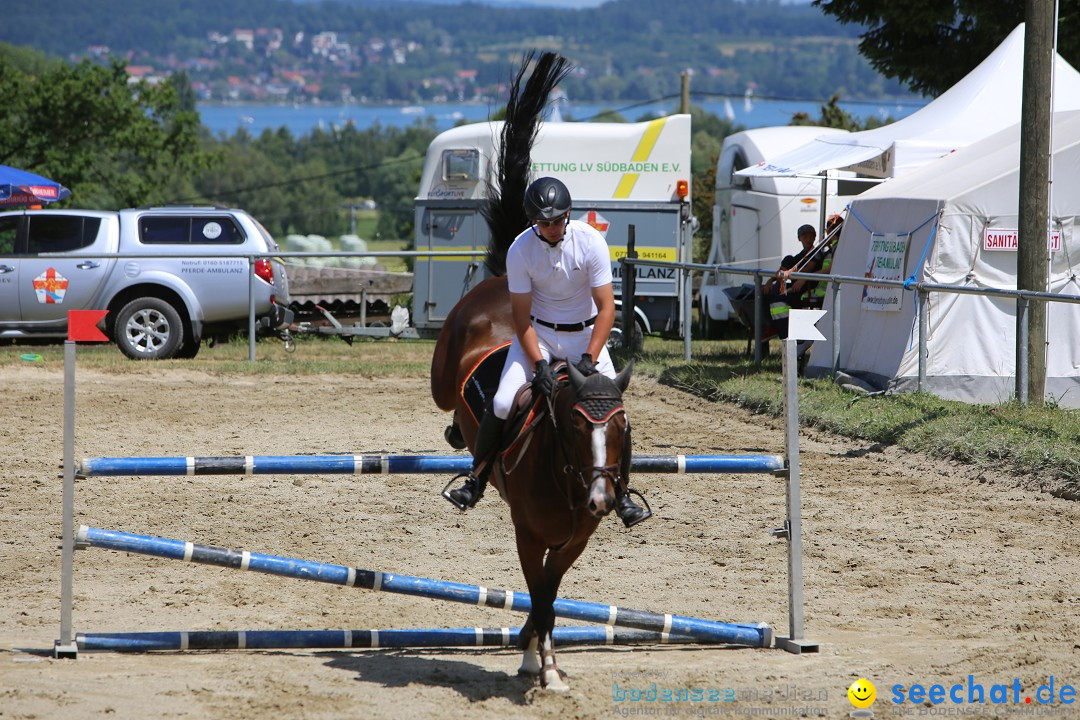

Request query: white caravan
[
  {"left": 698, "top": 125, "right": 851, "bottom": 333},
  {"left": 412, "top": 115, "right": 694, "bottom": 343}
]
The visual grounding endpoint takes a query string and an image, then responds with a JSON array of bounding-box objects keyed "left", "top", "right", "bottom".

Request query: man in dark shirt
[{"left": 763, "top": 224, "right": 820, "bottom": 339}]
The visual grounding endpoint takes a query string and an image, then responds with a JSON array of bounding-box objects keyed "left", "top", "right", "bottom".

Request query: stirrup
[
  {"left": 441, "top": 472, "right": 482, "bottom": 511},
  {"left": 615, "top": 487, "right": 652, "bottom": 528},
  {"left": 444, "top": 424, "right": 466, "bottom": 450}
]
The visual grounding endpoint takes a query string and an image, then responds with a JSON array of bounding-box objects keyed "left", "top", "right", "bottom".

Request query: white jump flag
[{"left": 787, "top": 309, "right": 826, "bottom": 342}]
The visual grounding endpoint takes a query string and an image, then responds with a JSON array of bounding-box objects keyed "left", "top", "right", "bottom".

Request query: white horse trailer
[
  {"left": 412, "top": 115, "right": 694, "bottom": 344},
  {"left": 699, "top": 126, "right": 852, "bottom": 333}
]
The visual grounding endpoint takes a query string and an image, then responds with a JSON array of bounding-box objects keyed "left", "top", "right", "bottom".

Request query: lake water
[{"left": 197, "top": 97, "right": 923, "bottom": 137}]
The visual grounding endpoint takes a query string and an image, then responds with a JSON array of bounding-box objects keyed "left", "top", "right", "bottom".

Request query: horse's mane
[{"left": 481, "top": 51, "right": 572, "bottom": 277}]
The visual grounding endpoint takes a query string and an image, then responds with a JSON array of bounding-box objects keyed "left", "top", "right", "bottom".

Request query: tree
[
  {"left": 813, "top": 0, "right": 1080, "bottom": 96},
  {"left": 789, "top": 94, "right": 866, "bottom": 131},
  {"left": 0, "top": 52, "right": 213, "bottom": 208}
]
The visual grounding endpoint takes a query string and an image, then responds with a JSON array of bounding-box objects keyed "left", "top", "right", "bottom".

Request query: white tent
[
  {"left": 805, "top": 110, "right": 1080, "bottom": 407},
  {"left": 737, "top": 24, "right": 1080, "bottom": 180}
]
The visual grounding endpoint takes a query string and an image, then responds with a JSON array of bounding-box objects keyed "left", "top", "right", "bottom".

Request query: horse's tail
[{"left": 481, "top": 50, "right": 572, "bottom": 277}]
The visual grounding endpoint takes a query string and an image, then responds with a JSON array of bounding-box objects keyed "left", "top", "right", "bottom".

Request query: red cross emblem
[
  {"left": 33, "top": 267, "right": 70, "bottom": 304},
  {"left": 578, "top": 210, "right": 610, "bottom": 237}
]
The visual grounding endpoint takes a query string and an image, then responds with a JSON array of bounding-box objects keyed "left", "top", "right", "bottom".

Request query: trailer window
[{"left": 442, "top": 149, "right": 480, "bottom": 181}]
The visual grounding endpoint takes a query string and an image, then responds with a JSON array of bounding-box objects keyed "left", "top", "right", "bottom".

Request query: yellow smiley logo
[{"left": 848, "top": 678, "right": 876, "bottom": 709}]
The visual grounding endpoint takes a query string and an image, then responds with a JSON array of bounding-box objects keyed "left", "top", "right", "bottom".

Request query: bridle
[{"left": 545, "top": 375, "right": 627, "bottom": 550}]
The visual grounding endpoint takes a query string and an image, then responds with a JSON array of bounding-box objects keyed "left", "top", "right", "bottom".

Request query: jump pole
[
  {"left": 78, "top": 453, "right": 784, "bottom": 477},
  {"left": 77, "top": 626, "right": 706, "bottom": 653},
  {"left": 77, "top": 526, "right": 772, "bottom": 648}
]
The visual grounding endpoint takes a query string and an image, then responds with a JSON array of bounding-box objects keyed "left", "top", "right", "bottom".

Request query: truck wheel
[
  {"left": 115, "top": 297, "right": 184, "bottom": 360},
  {"left": 607, "top": 318, "right": 645, "bottom": 352},
  {"left": 698, "top": 308, "right": 714, "bottom": 340}
]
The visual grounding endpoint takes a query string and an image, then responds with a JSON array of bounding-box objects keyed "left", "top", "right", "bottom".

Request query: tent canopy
[
  {"left": 737, "top": 24, "right": 1080, "bottom": 180},
  {"left": 806, "top": 110, "right": 1080, "bottom": 407}
]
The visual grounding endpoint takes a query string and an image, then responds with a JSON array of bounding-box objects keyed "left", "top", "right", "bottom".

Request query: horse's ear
[
  {"left": 613, "top": 360, "right": 633, "bottom": 393},
  {"left": 567, "top": 359, "right": 586, "bottom": 391}
]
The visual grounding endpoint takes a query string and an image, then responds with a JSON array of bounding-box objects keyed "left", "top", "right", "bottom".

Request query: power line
[
  {"left": 691, "top": 91, "right": 926, "bottom": 108},
  {"left": 168, "top": 154, "right": 422, "bottom": 205}
]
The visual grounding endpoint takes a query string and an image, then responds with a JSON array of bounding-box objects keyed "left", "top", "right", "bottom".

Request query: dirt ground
[{"left": 2, "top": 362, "right": 1078, "bottom": 720}]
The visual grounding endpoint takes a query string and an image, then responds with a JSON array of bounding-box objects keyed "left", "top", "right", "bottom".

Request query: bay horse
[{"left": 431, "top": 275, "right": 633, "bottom": 692}]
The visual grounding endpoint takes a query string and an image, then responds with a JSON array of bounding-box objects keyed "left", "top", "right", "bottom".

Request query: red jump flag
[{"left": 67, "top": 310, "right": 108, "bottom": 342}]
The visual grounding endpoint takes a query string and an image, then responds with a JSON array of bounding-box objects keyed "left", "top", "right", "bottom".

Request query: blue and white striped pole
[
  {"left": 77, "top": 526, "right": 771, "bottom": 648},
  {"left": 78, "top": 453, "right": 784, "bottom": 477},
  {"left": 77, "top": 626, "right": 703, "bottom": 652}
]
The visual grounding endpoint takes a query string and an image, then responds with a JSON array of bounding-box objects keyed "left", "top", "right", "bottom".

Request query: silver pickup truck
[{"left": 0, "top": 206, "right": 293, "bottom": 359}]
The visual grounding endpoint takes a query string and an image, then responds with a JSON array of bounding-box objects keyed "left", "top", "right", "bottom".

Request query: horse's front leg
[
  {"left": 533, "top": 539, "right": 592, "bottom": 693},
  {"left": 517, "top": 616, "right": 541, "bottom": 677},
  {"left": 514, "top": 531, "right": 544, "bottom": 678}
]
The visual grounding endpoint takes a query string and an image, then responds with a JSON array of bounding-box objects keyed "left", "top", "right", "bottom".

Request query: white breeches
[{"left": 491, "top": 323, "right": 615, "bottom": 419}]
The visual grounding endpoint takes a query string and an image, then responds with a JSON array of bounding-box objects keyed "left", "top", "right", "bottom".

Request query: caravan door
[
  {"left": 413, "top": 205, "right": 486, "bottom": 327},
  {"left": 729, "top": 203, "right": 762, "bottom": 269}
]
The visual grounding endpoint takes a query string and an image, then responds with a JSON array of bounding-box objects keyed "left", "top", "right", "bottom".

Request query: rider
[{"left": 442, "top": 176, "right": 651, "bottom": 528}]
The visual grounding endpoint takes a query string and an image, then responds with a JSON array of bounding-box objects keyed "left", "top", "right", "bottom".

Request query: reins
[{"left": 500, "top": 371, "right": 628, "bottom": 553}]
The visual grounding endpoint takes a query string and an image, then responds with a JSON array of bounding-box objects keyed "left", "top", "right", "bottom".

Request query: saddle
[{"left": 445, "top": 347, "right": 566, "bottom": 461}]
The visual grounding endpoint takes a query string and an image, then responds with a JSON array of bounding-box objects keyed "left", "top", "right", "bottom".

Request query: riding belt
[{"left": 531, "top": 316, "right": 596, "bottom": 332}]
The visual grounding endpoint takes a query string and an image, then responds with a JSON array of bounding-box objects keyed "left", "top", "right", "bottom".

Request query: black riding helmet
[{"left": 523, "top": 177, "right": 572, "bottom": 221}]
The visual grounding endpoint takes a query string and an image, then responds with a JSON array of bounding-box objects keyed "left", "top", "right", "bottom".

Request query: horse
[{"left": 431, "top": 275, "right": 633, "bottom": 692}]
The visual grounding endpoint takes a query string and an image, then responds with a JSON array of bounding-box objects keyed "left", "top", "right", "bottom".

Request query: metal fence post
[
  {"left": 248, "top": 255, "right": 257, "bottom": 363},
  {"left": 918, "top": 287, "right": 928, "bottom": 391},
  {"left": 753, "top": 274, "right": 764, "bottom": 370},
  {"left": 621, "top": 225, "right": 637, "bottom": 351},
  {"left": 1018, "top": 297, "right": 1030, "bottom": 404},
  {"left": 683, "top": 268, "right": 692, "bottom": 362},
  {"left": 830, "top": 280, "right": 840, "bottom": 379}
]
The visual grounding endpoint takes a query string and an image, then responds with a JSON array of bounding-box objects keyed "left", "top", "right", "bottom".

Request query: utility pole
[
  {"left": 1016, "top": 0, "right": 1055, "bottom": 404},
  {"left": 680, "top": 70, "right": 691, "bottom": 114}
]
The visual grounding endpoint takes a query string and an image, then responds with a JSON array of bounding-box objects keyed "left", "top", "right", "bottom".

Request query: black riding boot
[
  {"left": 614, "top": 426, "right": 651, "bottom": 528},
  {"left": 443, "top": 413, "right": 505, "bottom": 510}
]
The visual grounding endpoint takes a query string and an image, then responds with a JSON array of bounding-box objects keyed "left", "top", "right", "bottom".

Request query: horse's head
[{"left": 561, "top": 361, "right": 633, "bottom": 518}]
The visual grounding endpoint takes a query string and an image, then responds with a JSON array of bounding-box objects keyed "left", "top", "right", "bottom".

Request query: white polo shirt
[{"left": 505, "top": 219, "right": 612, "bottom": 325}]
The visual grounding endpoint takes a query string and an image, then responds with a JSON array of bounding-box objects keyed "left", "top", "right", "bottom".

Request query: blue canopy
[{"left": 0, "top": 164, "right": 71, "bottom": 207}]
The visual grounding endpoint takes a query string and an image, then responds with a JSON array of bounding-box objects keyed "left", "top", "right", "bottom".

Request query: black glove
[
  {"left": 575, "top": 352, "right": 597, "bottom": 376},
  {"left": 532, "top": 359, "right": 556, "bottom": 397}
]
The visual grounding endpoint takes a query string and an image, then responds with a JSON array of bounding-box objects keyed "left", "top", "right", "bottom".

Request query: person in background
[
  {"left": 442, "top": 176, "right": 651, "bottom": 528},
  {"left": 806, "top": 213, "right": 844, "bottom": 309},
  {"left": 762, "top": 223, "right": 820, "bottom": 339}
]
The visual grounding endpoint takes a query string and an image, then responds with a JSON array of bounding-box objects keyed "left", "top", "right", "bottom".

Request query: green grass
[
  {"left": 617, "top": 337, "right": 1080, "bottom": 499},
  {"left": 8, "top": 334, "right": 1078, "bottom": 498}
]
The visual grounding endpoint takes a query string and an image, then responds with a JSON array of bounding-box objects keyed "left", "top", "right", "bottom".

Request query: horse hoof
[
  {"left": 518, "top": 655, "right": 541, "bottom": 676},
  {"left": 542, "top": 669, "right": 570, "bottom": 693}
]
